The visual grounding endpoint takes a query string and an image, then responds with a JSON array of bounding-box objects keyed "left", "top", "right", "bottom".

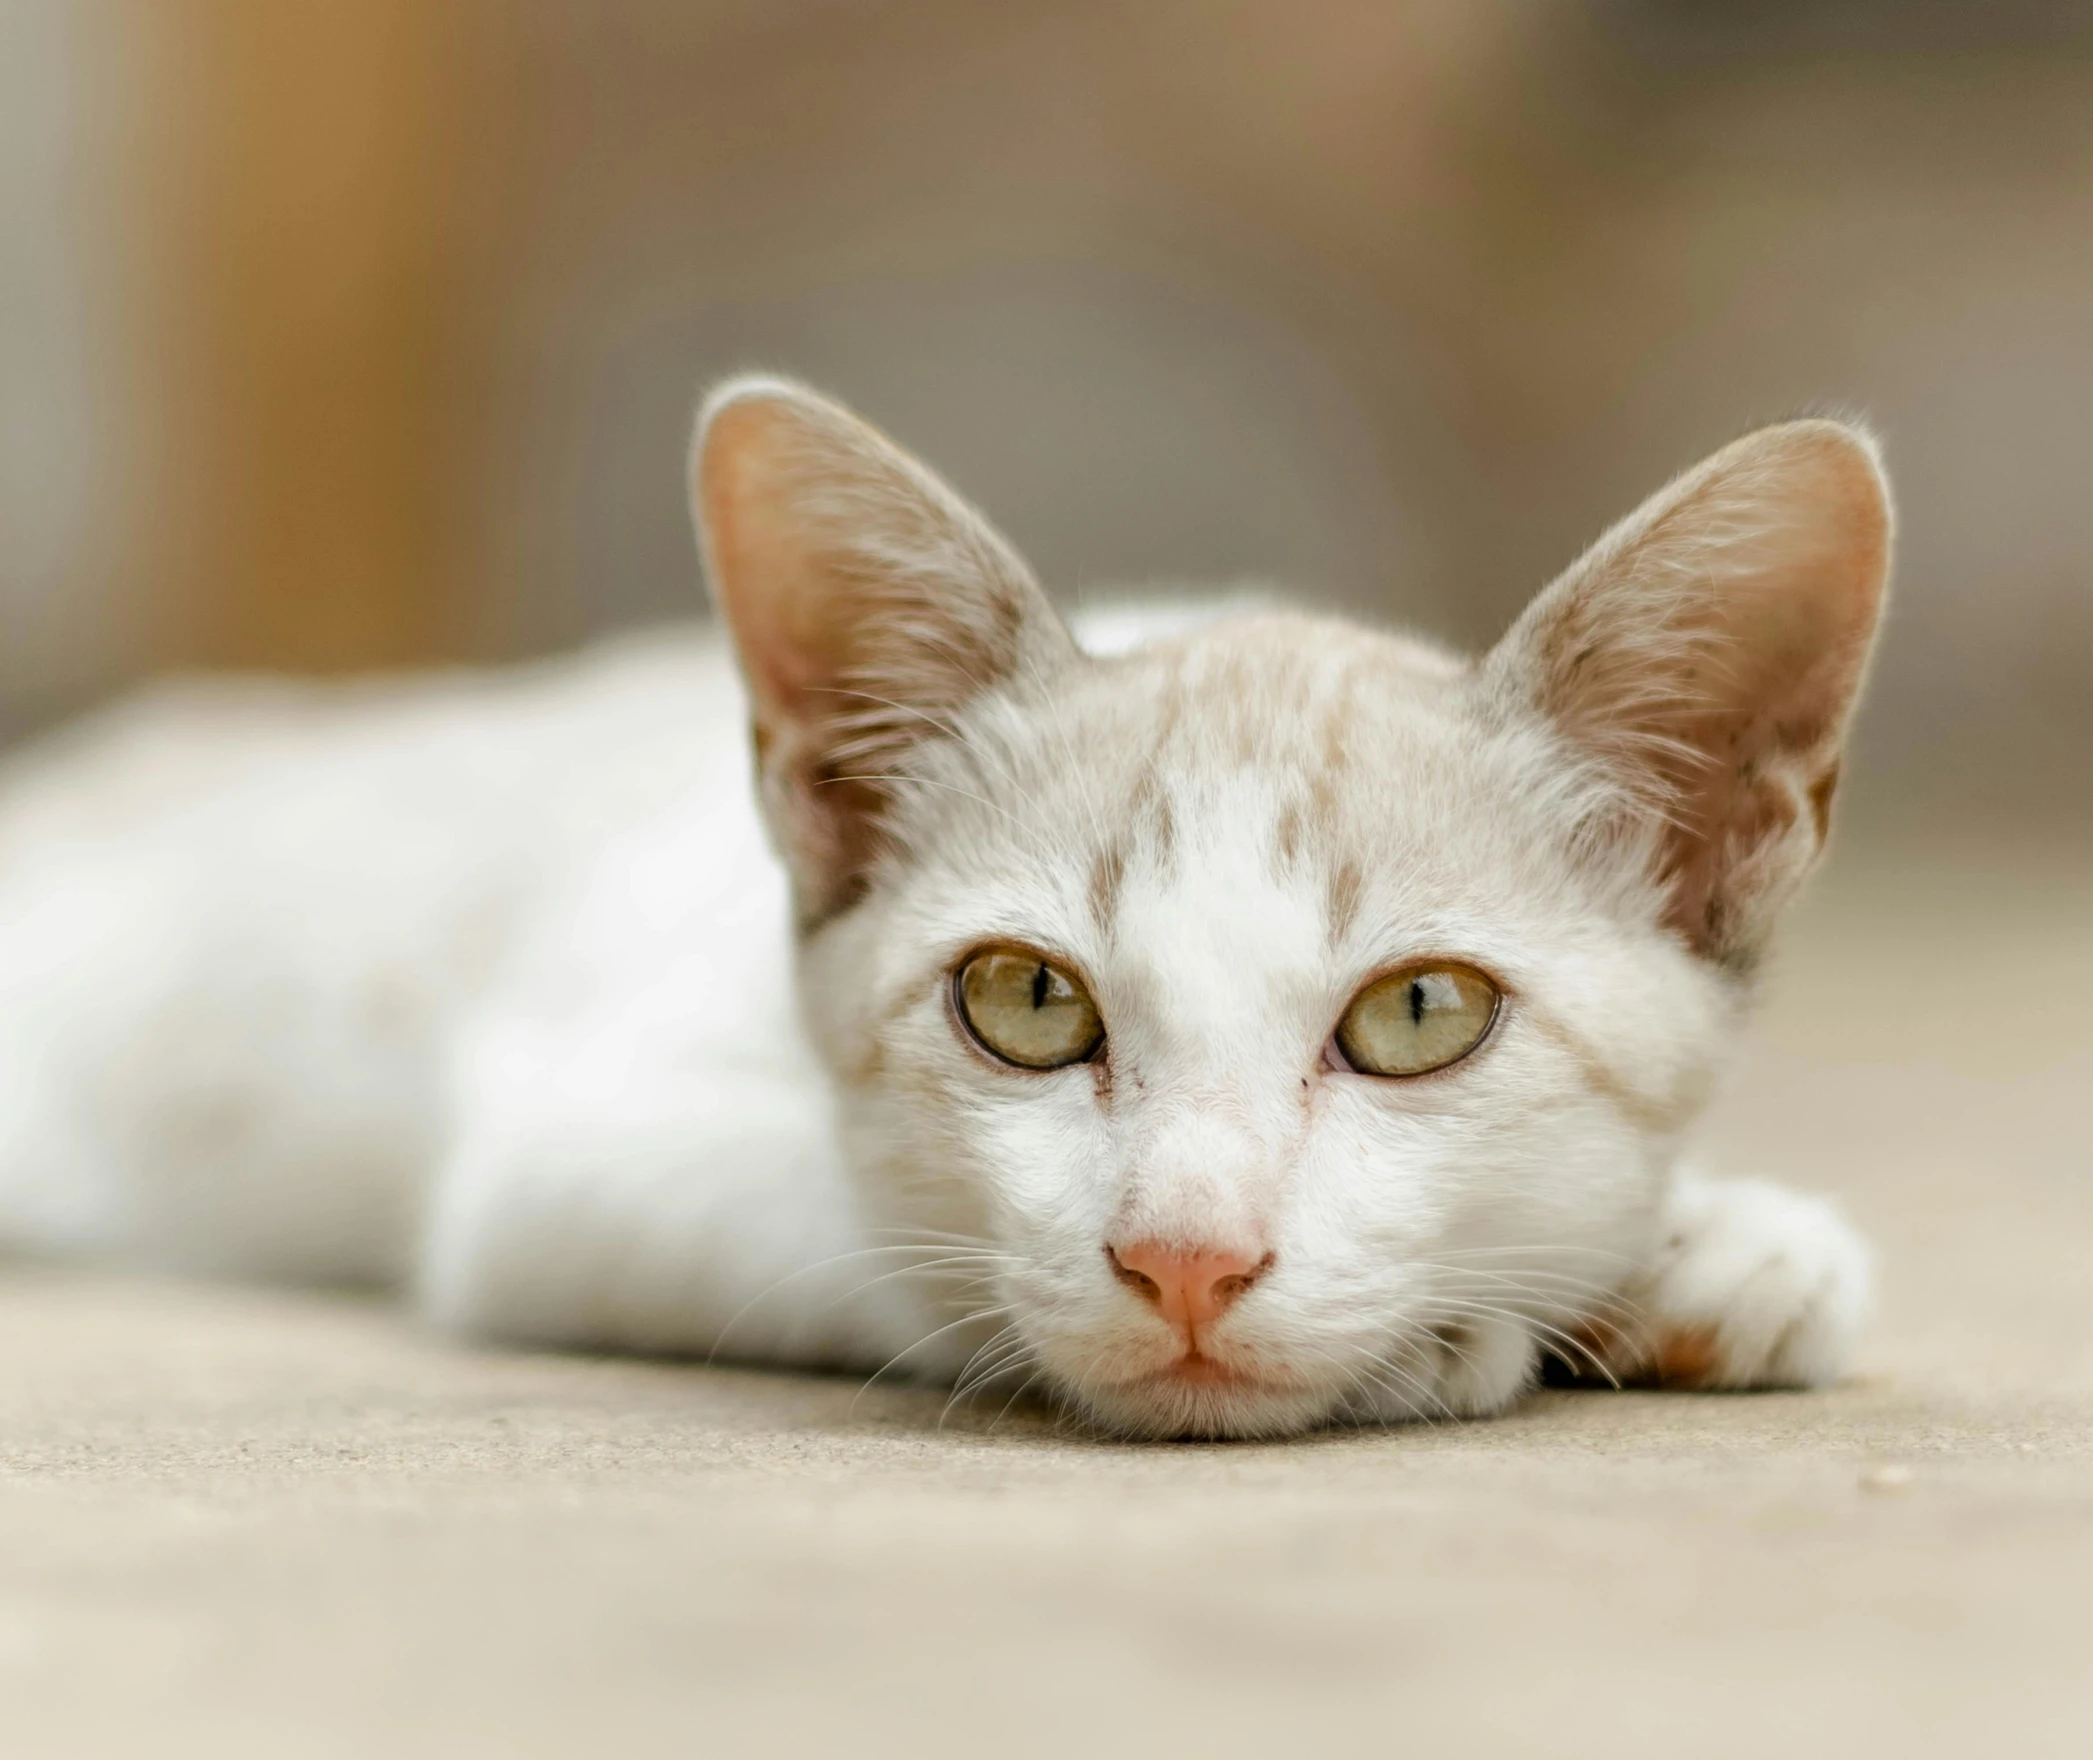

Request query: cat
[{"left": 0, "top": 375, "right": 1889, "bottom": 1439}]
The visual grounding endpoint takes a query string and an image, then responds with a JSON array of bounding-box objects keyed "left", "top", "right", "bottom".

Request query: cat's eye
[
  {"left": 954, "top": 948, "right": 1105, "bottom": 1070},
  {"left": 1333, "top": 962, "right": 1500, "bottom": 1077}
]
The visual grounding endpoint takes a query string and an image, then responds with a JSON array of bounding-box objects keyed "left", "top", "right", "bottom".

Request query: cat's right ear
[
  {"left": 692, "top": 376, "right": 1075, "bottom": 924},
  {"left": 1484, "top": 419, "right": 1892, "bottom": 972}
]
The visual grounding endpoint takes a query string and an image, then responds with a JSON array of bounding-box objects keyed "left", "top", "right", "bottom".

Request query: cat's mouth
[
  {"left": 1065, "top": 1345, "right": 1339, "bottom": 1439},
  {"left": 1134, "top": 1348, "right": 1304, "bottom": 1396},
  {"left": 1146, "top": 1347, "right": 1255, "bottom": 1389}
]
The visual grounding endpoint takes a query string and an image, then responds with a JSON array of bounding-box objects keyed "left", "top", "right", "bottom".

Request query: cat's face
[
  {"left": 694, "top": 378, "right": 1890, "bottom": 1437},
  {"left": 801, "top": 614, "right": 1735, "bottom": 1436}
]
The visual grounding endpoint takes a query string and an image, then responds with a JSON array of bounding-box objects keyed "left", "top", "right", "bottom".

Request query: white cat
[{"left": 0, "top": 377, "right": 1888, "bottom": 1439}]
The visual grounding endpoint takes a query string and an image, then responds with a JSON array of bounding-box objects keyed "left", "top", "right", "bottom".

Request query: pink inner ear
[
  {"left": 1500, "top": 420, "right": 1892, "bottom": 967},
  {"left": 697, "top": 397, "right": 832, "bottom": 720},
  {"left": 689, "top": 377, "right": 1073, "bottom": 925}
]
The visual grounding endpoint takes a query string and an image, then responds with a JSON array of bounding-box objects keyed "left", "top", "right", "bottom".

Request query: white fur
[{"left": 0, "top": 384, "right": 1886, "bottom": 1439}]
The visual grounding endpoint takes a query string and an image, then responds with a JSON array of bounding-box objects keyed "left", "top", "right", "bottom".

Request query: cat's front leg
[
  {"left": 416, "top": 1054, "right": 932, "bottom": 1375},
  {"left": 1602, "top": 1169, "right": 1874, "bottom": 1390}
]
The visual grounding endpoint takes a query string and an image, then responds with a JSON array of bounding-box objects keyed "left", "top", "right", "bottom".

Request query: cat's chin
[{"left": 1064, "top": 1362, "right": 1346, "bottom": 1441}]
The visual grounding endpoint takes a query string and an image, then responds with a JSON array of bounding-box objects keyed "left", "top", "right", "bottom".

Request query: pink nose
[{"left": 1107, "top": 1242, "right": 1273, "bottom": 1336}]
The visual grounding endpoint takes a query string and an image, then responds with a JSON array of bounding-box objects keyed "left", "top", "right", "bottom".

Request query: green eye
[
  {"left": 1334, "top": 963, "right": 1500, "bottom": 1077},
  {"left": 955, "top": 949, "right": 1105, "bottom": 1070}
]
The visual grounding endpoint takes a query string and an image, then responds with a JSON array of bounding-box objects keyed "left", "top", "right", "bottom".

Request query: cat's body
[
  {"left": 0, "top": 635, "right": 924, "bottom": 1368},
  {"left": 0, "top": 379, "right": 1889, "bottom": 1437}
]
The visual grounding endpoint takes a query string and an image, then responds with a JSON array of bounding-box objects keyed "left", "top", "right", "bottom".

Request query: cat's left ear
[
  {"left": 692, "top": 375, "right": 1076, "bottom": 924},
  {"left": 1485, "top": 419, "right": 1893, "bottom": 971}
]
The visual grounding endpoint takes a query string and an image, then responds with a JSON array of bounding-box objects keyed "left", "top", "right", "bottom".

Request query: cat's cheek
[
  {"left": 928, "top": 1062, "right": 1120, "bottom": 1247},
  {"left": 1293, "top": 1092, "right": 1445, "bottom": 1237},
  {"left": 1304, "top": 1057, "right": 1536, "bottom": 1216}
]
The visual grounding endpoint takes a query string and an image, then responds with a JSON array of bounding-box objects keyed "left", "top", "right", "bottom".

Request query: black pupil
[
  {"left": 1409, "top": 979, "right": 1426, "bottom": 1025},
  {"left": 1031, "top": 963, "right": 1050, "bottom": 1010}
]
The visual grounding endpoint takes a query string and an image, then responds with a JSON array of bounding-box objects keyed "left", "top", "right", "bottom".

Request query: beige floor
[{"left": 3, "top": 831, "right": 2089, "bottom": 1759}]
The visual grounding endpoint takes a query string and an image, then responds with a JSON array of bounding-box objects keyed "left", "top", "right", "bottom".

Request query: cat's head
[{"left": 692, "top": 376, "right": 1891, "bottom": 1438}]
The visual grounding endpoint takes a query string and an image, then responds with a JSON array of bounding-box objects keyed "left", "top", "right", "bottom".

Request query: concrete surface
[{"left": 3, "top": 831, "right": 2089, "bottom": 1758}]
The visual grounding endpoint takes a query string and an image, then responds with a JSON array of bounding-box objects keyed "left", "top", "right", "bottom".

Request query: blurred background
[{"left": 5, "top": 0, "right": 2092, "bottom": 835}]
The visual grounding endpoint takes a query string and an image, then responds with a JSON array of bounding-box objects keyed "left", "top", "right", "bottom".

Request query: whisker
[
  {"left": 1411, "top": 1259, "right": 1636, "bottom": 1305},
  {"left": 860, "top": 1225, "right": 1005, "bottom": 1250},
  {"left": 704, "top": 1242, "right": 1018, "bottom": 1365},
  {"left": 1407, "top": 1297, "right": 1623, "bottom": 1388},
  {"left": 988, "top": 1367, "right": 1052, "bottom": 1433},
  {"left": 1430, "top": 1243, "right": 1639, "bottom": 1265},
  {"left": 941, "top": 1329, "right": 1037, "bottom": 1426},
  {"left": 834, "top": 1252, "right": 1022, "bottom": 1306},
  {"left": 849, "top": 1303, "right": 1021, "bottom": 1416},
  {"left": 1356, "top": 1352, "right": 1449, "bottom": 1424}
]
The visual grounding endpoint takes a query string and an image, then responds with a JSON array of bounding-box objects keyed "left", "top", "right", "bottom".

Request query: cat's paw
[
  {"left": 1336, "top": 1313, "right": 1537, "bottom": 1425},
  {"left": 1617, "top": 1174, "right": 1874, "bottom": 1390},
  {"left": 1430, "top": 1312, "right": 1539, "bottom": 1416}
]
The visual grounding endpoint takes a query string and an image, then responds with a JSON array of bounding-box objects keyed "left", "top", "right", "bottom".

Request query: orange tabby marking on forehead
[
  {"left": 1324, "top": 858, "right": 1366, "bottom": 946},
  {"left": 1088, "top": 839, "right": 1128, "bottom": 929}
]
